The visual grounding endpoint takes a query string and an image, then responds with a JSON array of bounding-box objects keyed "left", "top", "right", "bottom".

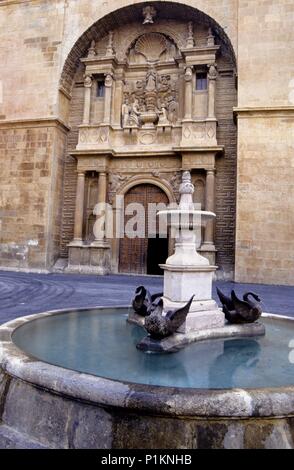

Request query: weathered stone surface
[
  {"left": 0, "top": 425, "right": 48, "bottom": 449},
  {"left": 112, "top": 413, "right": 193, "bottom": 449},
  {"left": 2, "top": 377, "right": 113, "bottom": 449}
]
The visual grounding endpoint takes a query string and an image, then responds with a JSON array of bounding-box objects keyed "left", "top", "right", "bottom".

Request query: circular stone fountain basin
[{"left": 1, "top": 308, "right": 294, "bottom": 449}]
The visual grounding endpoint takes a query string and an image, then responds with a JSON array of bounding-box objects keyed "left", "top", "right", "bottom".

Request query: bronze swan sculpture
[
  {"left": 144, "top": 295, "right": 194, "bottom": 339},
  {"left": 132, "top": 285, "right": 163, "bottom": 316},
  {"left": 216, "top": 287, "right": 262, "bottom": 324}
]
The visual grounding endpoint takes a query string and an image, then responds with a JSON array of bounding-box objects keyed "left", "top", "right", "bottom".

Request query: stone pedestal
[
  {"left": 160, "top": 263, "right": 225, "bottom": 333},
  {"left": 67, "top": 243, "right": 111, "bottom": 274}
]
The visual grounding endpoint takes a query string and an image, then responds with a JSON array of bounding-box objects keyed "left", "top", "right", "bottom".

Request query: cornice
[
  {"left": 0, "top": 0, "right": 36, "bottom": 6},
  {"left": 233, "top": 106, "right": 294, "bottom": 118},
  {"left": 0, "top": 117, "right": 70, "bottom": 133}
]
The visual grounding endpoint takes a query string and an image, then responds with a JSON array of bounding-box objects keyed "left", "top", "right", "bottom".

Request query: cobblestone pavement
[{"left": 0, "top": 270, "right": 293, "bottom": 324}]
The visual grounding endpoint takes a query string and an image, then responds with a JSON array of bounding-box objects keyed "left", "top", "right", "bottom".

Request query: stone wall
[
  {"left": 0, "top": 0, "right": 293, "bottom": 285},
  {"left": 235, "top": 114, "right": 294, "bottom": 285},
  {"left": 0, "top": 121, "right": 66, "bottom": 269},
  {"left": 235, "top": 0, "right": 294, "bottom": 285}
]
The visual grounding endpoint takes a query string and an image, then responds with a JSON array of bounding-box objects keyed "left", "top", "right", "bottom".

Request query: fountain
[
  {"left": 0, "top": 171, "right": 294, "bottom": 448},
  {"left": 130, "top": 171, "right": 265, "bottom": 352}
]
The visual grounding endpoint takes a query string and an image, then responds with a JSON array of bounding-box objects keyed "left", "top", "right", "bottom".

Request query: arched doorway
[{"left": 119, "top": 184, "right": 169, "bottom": 275}]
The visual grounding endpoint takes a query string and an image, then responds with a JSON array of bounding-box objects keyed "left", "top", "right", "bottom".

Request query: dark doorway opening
[
  {"left": 147, "top": 235, "right": 168, "bottom": 275},
  {"left": 119, "top": 184, "right": 169, "bottom": 274}
]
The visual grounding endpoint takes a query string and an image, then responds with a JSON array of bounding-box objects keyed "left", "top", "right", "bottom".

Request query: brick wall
[
  {"left": 215, "top": 56, "right": 237, "bottom": 279},
  {"left": 60, "top": 67, "right": 84, "bottom": 256}
]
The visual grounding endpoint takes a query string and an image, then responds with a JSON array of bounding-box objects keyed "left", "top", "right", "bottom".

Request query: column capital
[
  {"left": 184, "top": 66, "right": 193, "bottom": 81},
  {"left": 84, "top": 74, "right": 93, "bottom": 88},
  {"left": 206, "top": 168, "right": 216, "bottom": 175},
  {"left": 105, "top": 73, "right": 114, "bottom": 87},
  {"left": 208, "top": 64, "right": 217, "bottom": 80}
]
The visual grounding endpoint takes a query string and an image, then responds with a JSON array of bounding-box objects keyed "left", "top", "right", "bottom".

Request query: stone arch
[
  {"left": 117, "top": 180, "right": 171, "bottom": 274},
  {"left": 115, "top": 175, "right": 176, "bottom": 206},
  {"left": 59, "top": 1, "right": 236, "bottom": 96}
]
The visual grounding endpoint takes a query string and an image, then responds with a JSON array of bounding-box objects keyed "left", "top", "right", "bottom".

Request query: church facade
[{"left": 0, "top": 0, "right": 293, "bottom": 285}]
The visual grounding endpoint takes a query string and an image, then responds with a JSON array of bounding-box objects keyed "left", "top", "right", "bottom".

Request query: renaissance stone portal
[{"left": 61, "top": 5, "right": 237, "bottom": 278}]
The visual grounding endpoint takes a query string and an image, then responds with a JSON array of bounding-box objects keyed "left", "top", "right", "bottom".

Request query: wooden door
[{"left": 119, "top": 184, "right": 169, "bottom": 274}]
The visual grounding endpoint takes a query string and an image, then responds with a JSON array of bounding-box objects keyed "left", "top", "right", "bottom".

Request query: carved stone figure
[
  {"left": 216, "top": 288, "right": 262, "bottom": 324},
  {"left": 158, "top": 74, "right": 170, "bottom": 93},
  {"left": 121, "top": 98, "right": 130, "bottom": 127},
  {"left": 142, "top": 6, "right": 157, "bottom": 24},
  {"left": 170, "top": 172, "right": 182, "bottom": 193},
  {"left": 158, "top": 105, "right": 169, "bottom": 125},
  {"left": 129, "top": 98, "right": 141, "bottom": 126},
  {"left": 166, "top": 95, "right": 179, "bottom": 124},
  {"left": 146, "top": 68, "right": 157, "bottom": 92},
  {"left": 108, "top": 173, "right": 127, "bottom": 193}
]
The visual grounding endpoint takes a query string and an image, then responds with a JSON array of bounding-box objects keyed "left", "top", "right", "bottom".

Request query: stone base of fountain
[
  {"left": 160, "top": 263, "right": 225, "bottom": 333},
  {"left": 129, "top": 312, "right": 265, "bottom": 353}
]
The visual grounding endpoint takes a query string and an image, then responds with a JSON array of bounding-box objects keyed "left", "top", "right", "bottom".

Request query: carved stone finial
[
  {"left": 207, "top": 27, "right": 215, "bottom": 46},
  {"left": 180, "top": 171, "right": 194, "bottom": 195},
  {"left": 142, "top": 5, "right": 157, "bottom": 24},
  {"left": 106, "top": 31, "right": 115, "bottom": 56},
  {"left": 179, "top": 171, "right": 195, "bottom": 210},
  {"left": 186, "top": 21, "right": 194, "bottom": 48},
  {"left": 87, "top": 40, "right": 96, "bottom": 58}
]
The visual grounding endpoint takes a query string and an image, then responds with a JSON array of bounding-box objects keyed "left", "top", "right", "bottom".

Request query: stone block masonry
[{"left": 0, "top": 121, "right": 67, "bottom": 269}]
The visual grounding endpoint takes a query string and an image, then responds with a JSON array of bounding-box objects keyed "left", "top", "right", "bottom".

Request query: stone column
[
  {"left": 203, "top": 169, "right": 215, "bottom": 246},
  {"left": 207, "top": 64, "right": 217, "bottom": 119},
  {"left": 73, "top": 171, "right": 86, "bottom": 243},
  {"left": 113, "top": 76, "right": 124, "bottom": 127},
  {"left": 82, "top": 74, "right": 93, "bottom": 125},
  {"left": 184, "top": 66, "right": 193, "bottom": 119},
  {"left": 103, "top": 73, "right": 113, "bottom": 125},
  {"left": 93, "top": 171, "right": 108, "bottom": 243}
]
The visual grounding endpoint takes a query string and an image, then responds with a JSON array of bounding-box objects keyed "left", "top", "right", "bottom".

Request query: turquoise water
[{"left": 12, "top": 309, "right": 294, "bottom": 389}]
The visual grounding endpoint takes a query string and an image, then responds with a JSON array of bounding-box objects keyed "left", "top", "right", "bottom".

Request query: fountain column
[
  {"left": 72, "top": 171, "right": 85, "bottom": 243},
  {"left": 159, "top": 171, "right": 225, "bottom": 333}
]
